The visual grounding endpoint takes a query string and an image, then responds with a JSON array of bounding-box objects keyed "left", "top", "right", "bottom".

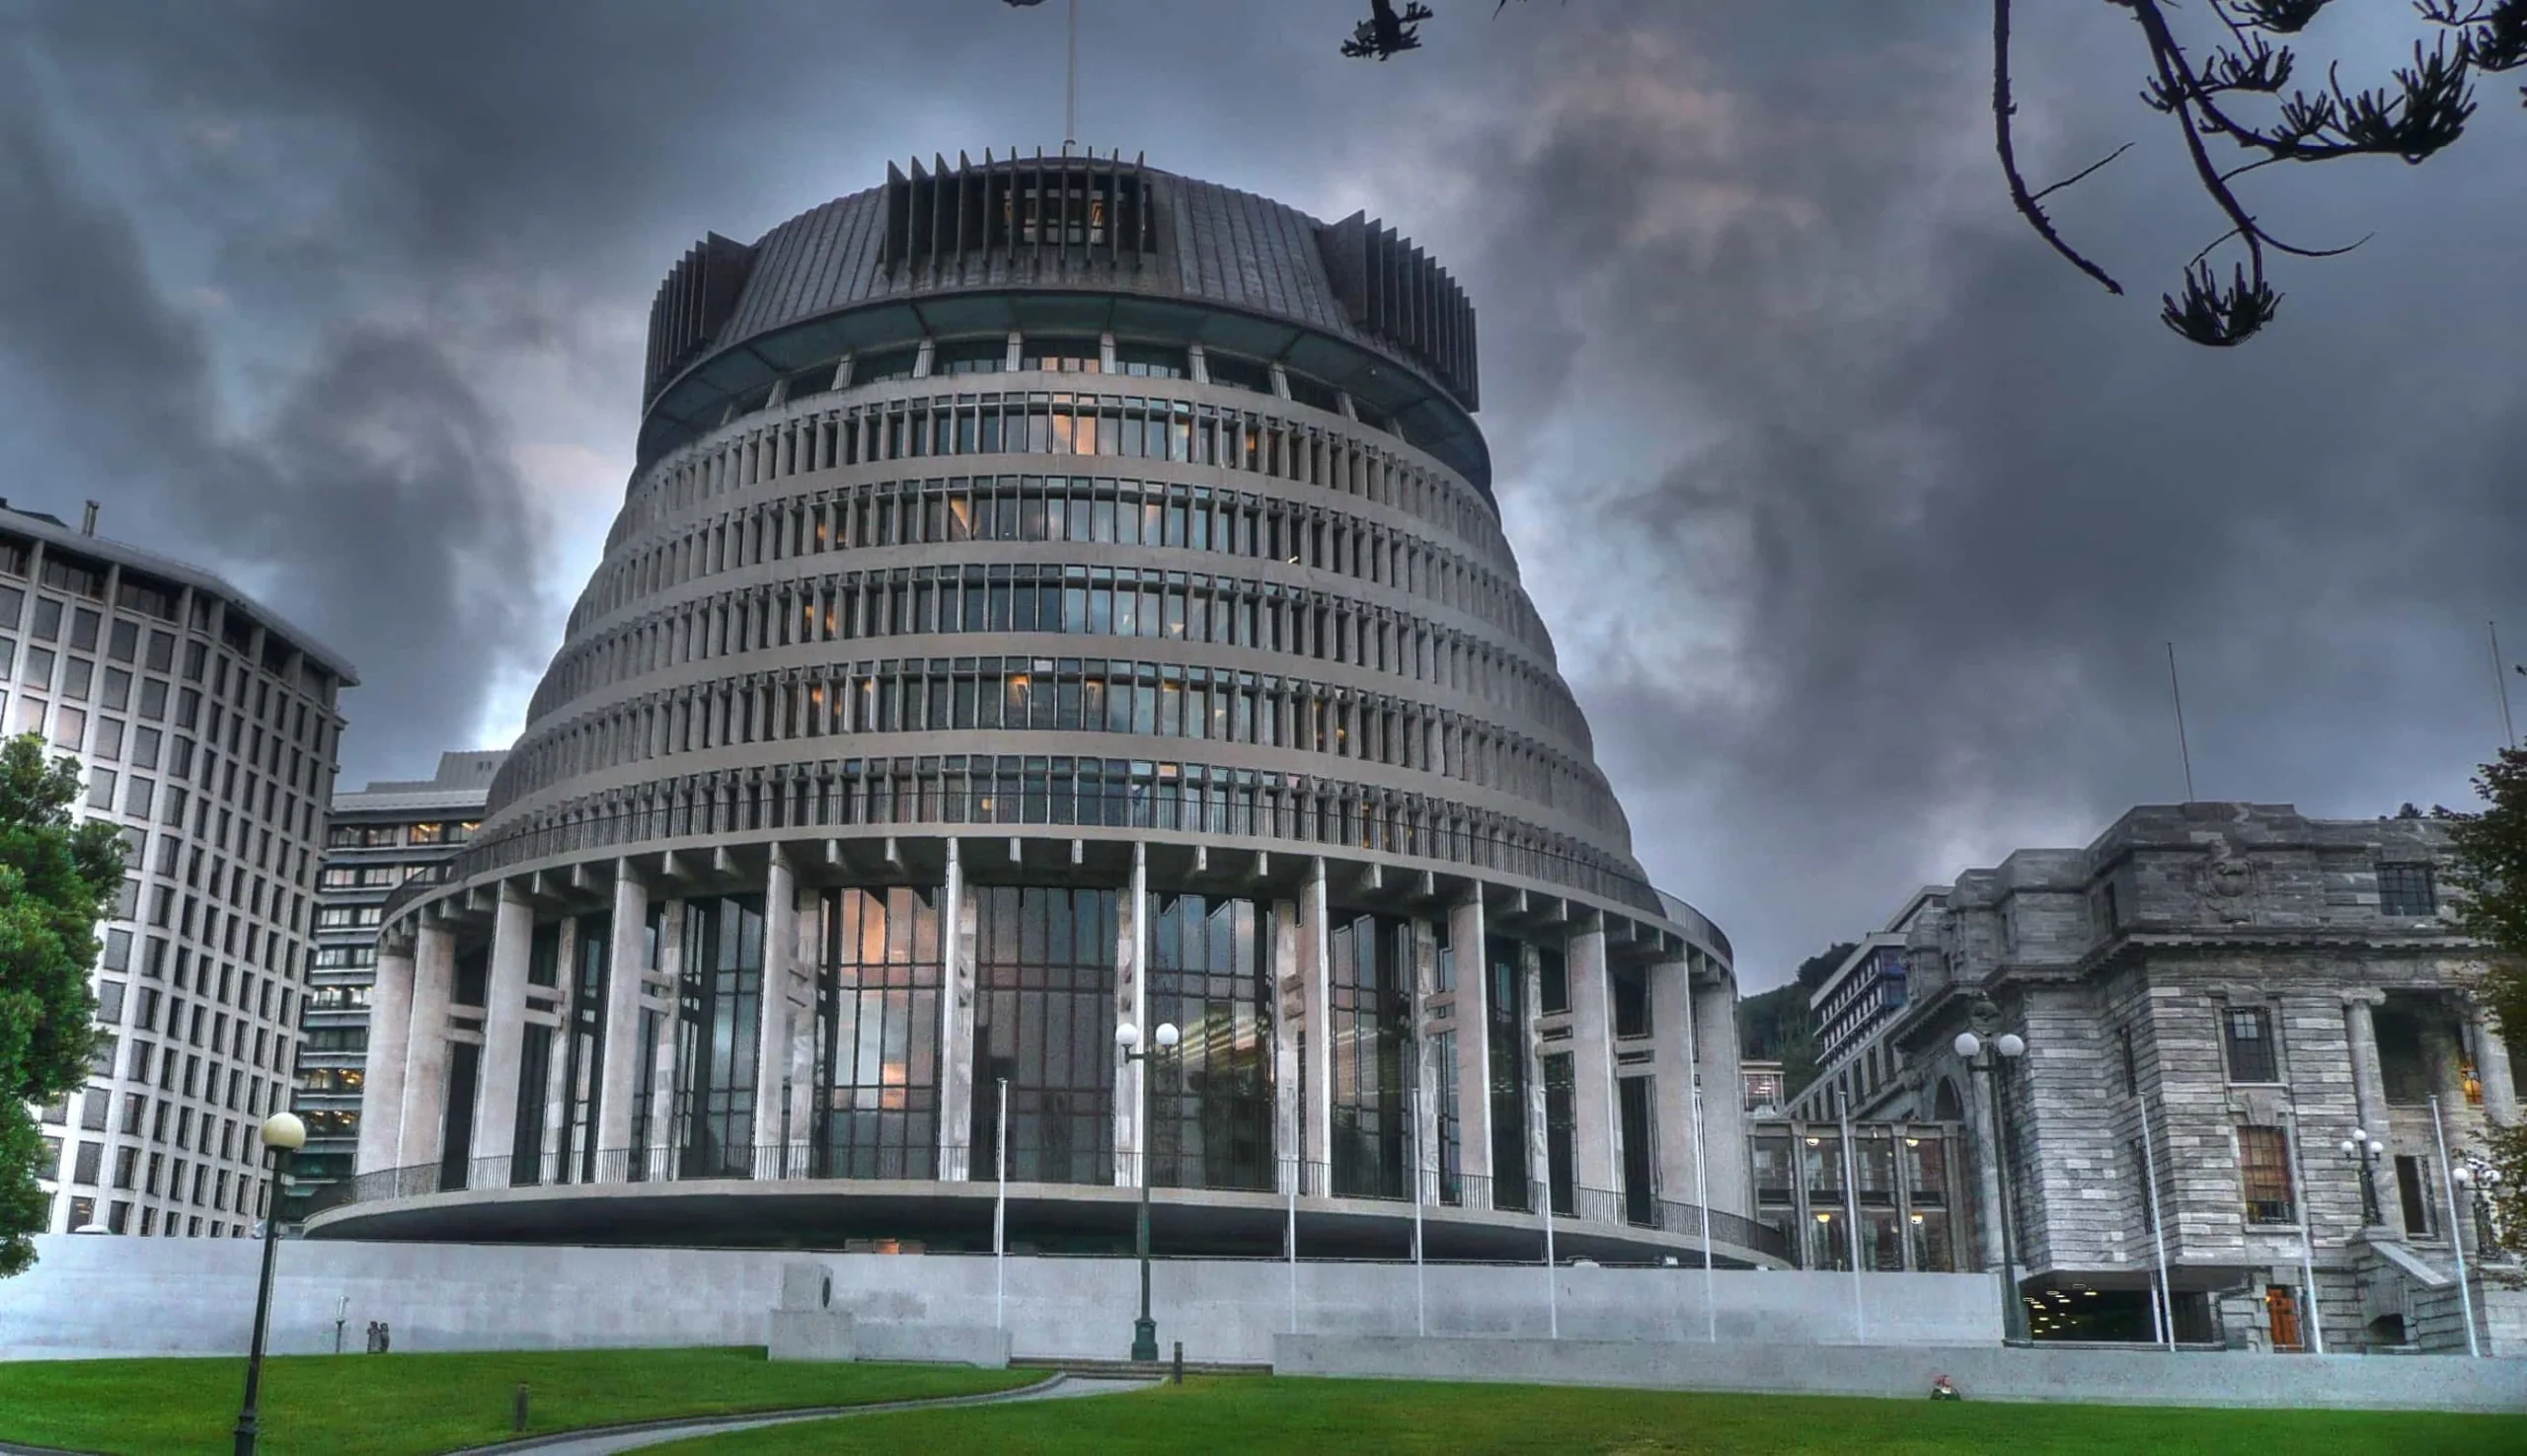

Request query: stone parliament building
[{"left": 1802, "top": 803, "right": 2520, "bottom": 1353}]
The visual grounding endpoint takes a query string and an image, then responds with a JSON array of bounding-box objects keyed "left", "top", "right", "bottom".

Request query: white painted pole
[
  {"left": 1542, "top": 1176, "right": 1559, "bottom": 1341},
  {"left": 994, "top": 1077, "right": 1008, "bottom": 1332},
  {"left": 2431, "top": 1095, "right": 2482, "bottom": 1357},
  {"left": 2135, "top": 1093, "right": 2176, "bottom": 1351},
  {"left": 1838, "top": 1087, "right": 1866, "bottom": 1342},
  {"left": 2283, "top": 1104, "right": 2326, "bottom": 1354},
  {"left": 1411, "top": 1068, "right": 1426, "bottom": 1338},
  {"left": 1286, "top": 1154, "right": 1299, "bottom": 1336}
]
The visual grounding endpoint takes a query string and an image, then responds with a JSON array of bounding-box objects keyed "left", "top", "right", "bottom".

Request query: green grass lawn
[
  {"left": 651, "top": 1376, "right": 2527, "bottom": 1456},
  {"left": 0, "top": 1346, "right": 1036, "bottom": 1456}
]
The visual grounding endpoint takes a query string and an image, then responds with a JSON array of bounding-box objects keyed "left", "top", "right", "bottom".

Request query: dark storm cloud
[
  {"left": 1396, "top": 5, "right": 2527, "bottom": 979},
  {"left": 3, "top": 2, "right": 2517, "bottom": 985}
]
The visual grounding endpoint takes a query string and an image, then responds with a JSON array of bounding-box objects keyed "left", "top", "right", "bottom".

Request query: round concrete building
[{"left": 318, "top": 152, "right": 1772, "bottom": 1266}]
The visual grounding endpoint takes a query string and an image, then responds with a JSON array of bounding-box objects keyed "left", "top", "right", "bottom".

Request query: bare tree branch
[{"left": 1995, "top": 0, "right": 2125, "bottom": 296}]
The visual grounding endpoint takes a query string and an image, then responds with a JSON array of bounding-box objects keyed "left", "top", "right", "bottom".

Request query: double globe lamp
[{"left": 1115, "top": 1020, "right": 1181, "bottom": 1363}]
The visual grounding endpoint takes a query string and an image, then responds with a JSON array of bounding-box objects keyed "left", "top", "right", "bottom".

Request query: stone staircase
[{"left": 2350, "top": 1233, "right": 2526, "bottom": 1354}]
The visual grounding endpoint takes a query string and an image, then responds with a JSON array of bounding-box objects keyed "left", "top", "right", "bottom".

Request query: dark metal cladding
[{"left": 642, "top": 233, "right": 758, "bottom": 407}]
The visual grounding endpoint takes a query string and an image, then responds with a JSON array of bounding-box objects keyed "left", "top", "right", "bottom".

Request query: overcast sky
[{"left": 4, "top": 1, "right": 2521, "bottom": 989}]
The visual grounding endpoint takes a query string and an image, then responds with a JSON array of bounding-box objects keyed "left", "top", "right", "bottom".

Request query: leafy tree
[
  {"left": 1339, "top": 1, "right": 2526, "bottom": 347},
  {"left": 0, "top": 733, "right": 127, "bottom": 1275},
  {"left": 1735, "top": 940, "right": 1856, "bottom": 1105},
  {"left": 2440, "top": 744, "right": 2527, "bottom": 1251}
]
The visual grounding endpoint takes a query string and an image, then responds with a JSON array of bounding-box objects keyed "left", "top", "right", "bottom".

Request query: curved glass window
[
  {"left": 1113, "top": 342, "right": 1187, "bottom": 378},
  {"left": 673, "top": 894, "right": 763, "bottom": 1178},
  {"left": 813, "top": 886, "right": 942, "bottom": 1178},
  {"left": 856, "top": 346, "right": 918, "bottom": 385},
  {"left": 1020, "top": 336, "right": 1102, "bottom": 373},
  {"left": 1329, "top": 911, "right": 1412, "bottom": 1198},
  {"left": 969, "top": 885, "right": 1117, "bottom": 1186},
  {"left": 932, "top": 338, "right": 1008, "bottom": 375},
  {"left": 1203, "top": 351, "right": 1271, "bottom": 394},
  {"left": 1147, "top": 894, "right": 1273, "bottom": 1191}
]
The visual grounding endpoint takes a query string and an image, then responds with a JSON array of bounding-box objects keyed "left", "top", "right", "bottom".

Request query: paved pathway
[{"left": 445, "top": 1373, "right": 1154, "bottom": 1456}]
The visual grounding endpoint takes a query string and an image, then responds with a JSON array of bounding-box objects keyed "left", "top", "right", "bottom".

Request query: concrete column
[
  {"left": 1271, "top": 897, "right": 1302, "bottom": 1192},
  {"left": 1301, "top": 858, "right": 1334, "bottom": 1183},
  {"left": 2467, "top": 998, "right": 2517, "bottom": 1124},
  {"left": 956, "top": 875, "right": 983, "bottom": 1174},
  {"left": 1521, "top": 943, "right": 1549, "bottom": 1208},
  {"left": 1114, "top": 843, "right": 1148, "bottom": 1186},
  {"left": 1648, "top": 958, "right": 1696, "bottom": 1204},
  {"left": 2343, "top": 990, "right": 2388, "bottom": 1135},
  {"left": 539, "top": 918, "right": 576, "bottom": 1184},
  {"left": 1567, "top": 927, "right": 1618, "bottom": 1197},
  {"left": 1451, "top": 894, "right": 1492, "bottom": 1185},
  {"left": 1691, "top": 964, "right": 1751, "bottom": 1217},
  {"left": 1965, "top": 1058, "right": 2007, "bottom": 1272},
  {"left": 784, "top": 876, "right": 818, "bottom": 1171},
  {"left": 398, "top": 924, "right": 455, "bottom": 1172},
  {"left": 470, "top": 887, "right": 535, "bottom": 1188},
  {"left": 755, "top": 853, "right": 798, "bottom": 1170},
  {"left": 357, "top": 943, "right": 416, "bottom": 1174},
  {"left": 939, "top": 840, "right": 973, "bottom": 1176},
  {"left": 649, "top": 898, "right": 686, "bottom": 1176},
  {"left": 1412, "top": 918, "right": 1440, "bottom": 1203},
  {"left": 595, "top": 867, "right": 648, "bottom": 1168}
]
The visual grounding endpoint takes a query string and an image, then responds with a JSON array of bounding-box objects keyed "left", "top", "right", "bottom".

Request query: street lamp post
[
  {"left": 1115, "top": 1020, "right": 1181, "bottom": 1363},
  {"left": 2453, "top": 1161, "right": 2506, "bottom": 1261},
  {"left": 2338, "top": 1128, "right": 2387, "bottom": 1228},
  {"left": 1954, "top": 1029, "right": 2029, "bottom": 1345},
  {"left": 234, "top": 1111, "right": 307, "bottom": 1456}
]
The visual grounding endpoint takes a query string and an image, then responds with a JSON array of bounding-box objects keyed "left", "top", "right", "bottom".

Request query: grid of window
[
  {"left": 601, "top": 386, "right": 1508, "bottom": 603},
  {"left": 546, "top": 469, "right": 1574, "bottom": 742},
  {"left": 1487, "top": 935, "right": 1529, "bottom": 1212},
  {"left": 502, "top": 644, "right": 1615, "bottom": 831},
  {"left": 1145, "top": 894, "right": 1273, "bottom": 1191},
  {"left": 1542, "top": 1050, "right": 1576, "bottom": 1216},
  {"left": 814, "top": 886, "right": 942, "bottom": 1179},
  {"left": 1431, "top": 1028, "right": 1461, "bottom": 1203},
  {"left": 1, "top": 528, "right": 344, "bottom": 1240},
  {"left": 456, "top": 755, "right": 1656, "bottom": 915},
  {"left": 674, "top": 895, "right": 764, "bottom": 1177},
  {"left": 968, "top": 886, "right": 1116, "bottom": 1186},
  {"left": 2377, "top": 862, "right": 2436, "bottom": 917},
  {"left": 554, "top": 911, "right": 611, "bottom": 1185},
  {"left": 2222, "top": 1006, "right": 2278, "bottom": 1084},
  {"left": 1327, "top": 912, "right": 1412, "bottom": 1199},
  {"left": 2238, "top": 1124, "right": 2295, "bottom": 1224}
]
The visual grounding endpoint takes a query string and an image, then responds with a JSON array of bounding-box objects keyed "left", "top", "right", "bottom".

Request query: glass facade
[
  {"left": 1146, "top": 894, "right": 1273, "bottom": 1191},
  {"left": 1487, "top": 935, "right": 1528, "bottom": 1211},
  {"left": 968, "top": 886, "right": 1117, "bottom": 1185},
  {"left": 1327, "top": 911, "right": 1411, "bottom": 1198},
  {"left": 1749, "top": 1118, "right": 1970, "bottom": 1272},
  {"left": 555, "top": 912, "right": 609, "bottom": 1185},
  {"left": 674, "top": 895, "right": 764, "bottom": 1177},
  {"left": 813, "top": 886, "right": 942, "bottom": 1179}
]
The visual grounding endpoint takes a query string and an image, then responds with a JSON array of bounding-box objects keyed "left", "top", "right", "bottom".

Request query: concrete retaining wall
[
  {"left": 0, "top": 1236, "right": 1992, "bottom": 1362},
  {"left": 1273, "top": 1335, "right": 2527, "bottom": 1412}
]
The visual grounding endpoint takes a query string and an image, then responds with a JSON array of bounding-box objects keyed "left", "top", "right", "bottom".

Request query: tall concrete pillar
[
  {"left": 1111, "top": 843, "right": 1148, "bottom": 1187},
  {"left": 595, "top": 866, "right": 648, "bottom": 1168},
  {"left": 1412, "top": 918, "right": 1440, "bottom": 1204},
  {"left": 649, "top": 897, "right": 686, "bottom": 1177},
  {"left": 1648, "top": 958, "right": 1697, "bottom": 1205},
  {"left": 1691, "top": 963, "right": 1750, "bottom": 1217},
  {"left": 1271, "top": 896, "right": 1303, "bottom": 1193},
  {"left": 1301, "top": 858, "right": 1334, "bottom": 1185},
  {"left": 398, "top": 923, "right": 456, "bottom": 1172},
  {"left": 470, "top": 886, "right": 535, "bottom": 1188},
  {"left": 1521, "top": 943, "right": 1549, "bottom": 1209},
  {"left": 1965, "top": 1057, "right": 2007, "bottom": 1272},
  {"left": 538, "top": 918, "right": 577, "bottom": 1184},
  {"left": 1567, "top": 926, "right": 1618, "bottom": 1197},
  {"left": 357, "top": 942, "right": 416, "bottom": 1174},
  {"left": 2467, "top": 997, "right": 2517, "bottom": 1123},
  {"left": 939, "top": 840, "right": 973, "bottom": 1177},
  {"left": 784, "top": 874, "right": 819, "bottom": 1171},
  {"left": 754, "top": 852, "right": 798, "bottom": 1171},
  {"left": 1451, "top": 894, "right": 1492, "bottom": 1186},
  {"left": 2343, "top": 989, "right": 2389, "bottom": 1134}
]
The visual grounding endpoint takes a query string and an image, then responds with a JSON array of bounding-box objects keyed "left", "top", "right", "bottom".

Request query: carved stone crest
[{"left": 2203, "top": 851, "right": 2256, "bottom": 923}]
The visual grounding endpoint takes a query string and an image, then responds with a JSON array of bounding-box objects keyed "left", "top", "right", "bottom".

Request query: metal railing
[{"left": 314, "top": 1142, "right": 1793, "bottom": 1262}]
